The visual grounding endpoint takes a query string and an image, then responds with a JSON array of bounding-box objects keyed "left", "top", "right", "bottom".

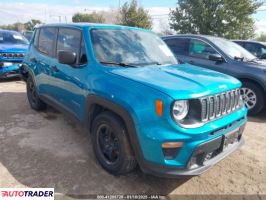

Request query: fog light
[
  {"left": 2, "top": 62, "right": 13, "bottom": 67},
  {"left": 188, "top": 156, "right": 199, "bottom": 169},
  {"left": 162, "top": 142, "right": 183, "bottom": 160},
  {"left": 204, "top": 152, "right": 213, "bottom": 162}
]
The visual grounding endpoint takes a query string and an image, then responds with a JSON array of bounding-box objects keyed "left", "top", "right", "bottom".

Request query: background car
[
  {"left": 233, "top": 40, "right": 266, "bottom": 60},
  {"left": 0, "top": 29, "right": 28, "bottom": 79},
  {"left": 162, "top": 34, "right": 266, "bottom": 115}
]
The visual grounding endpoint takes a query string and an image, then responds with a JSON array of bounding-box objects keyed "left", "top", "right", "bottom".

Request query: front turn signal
[{"left": 156, "top": 100, "right": 163, "bottom": 117}]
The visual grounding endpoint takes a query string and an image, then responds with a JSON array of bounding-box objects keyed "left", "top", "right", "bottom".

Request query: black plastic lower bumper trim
[{"left": 140, "top": 137, "right": 244, "bottom": 178}]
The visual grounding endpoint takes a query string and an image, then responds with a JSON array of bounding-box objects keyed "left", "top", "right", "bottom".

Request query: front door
[
  {"left": 49, "top": 27, "right": 89, "bottom": 121},
  {"left": 184, "top": 38, "right": 230, "bottom": 74}
]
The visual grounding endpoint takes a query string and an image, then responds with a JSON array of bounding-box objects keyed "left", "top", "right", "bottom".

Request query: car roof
[
  {"left": 233, "top": 40, "right": 266, "bottom": 46},
  {"left": 161, "top": 34, "right": 221, "bottom": 41},
  {"left": 36, "top": 23, "right": 149, "bottom": 32}
]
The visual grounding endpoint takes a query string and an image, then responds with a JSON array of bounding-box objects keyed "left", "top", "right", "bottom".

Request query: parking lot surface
[{"left": 0, "top": 80, "right": 266, "bottom": 199}]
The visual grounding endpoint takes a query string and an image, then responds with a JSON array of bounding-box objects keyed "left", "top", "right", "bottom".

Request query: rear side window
[
  {"left": 164, "top": 38, "right": 189, "bottom": 56},
  {"left": 38, "top": 27, "right": 57, "bottom": 56},
  {"left": 189, "top": 39, "right": 218, "bottom": 60}
]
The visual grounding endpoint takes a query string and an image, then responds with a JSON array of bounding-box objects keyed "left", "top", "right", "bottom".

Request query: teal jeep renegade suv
[{"left": 21, "top": 23, "right": 247, "bottom": 177}]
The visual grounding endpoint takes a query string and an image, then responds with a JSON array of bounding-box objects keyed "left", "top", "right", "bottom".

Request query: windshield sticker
[
  {"left": 13, "top": 35, "right": 23, "bottom": 40},
  {"left": 159, "top": 45, "right": 174, "bottom": 57},
  {"left": 0, "top": 37, "right": 3, "bottom": 41}
]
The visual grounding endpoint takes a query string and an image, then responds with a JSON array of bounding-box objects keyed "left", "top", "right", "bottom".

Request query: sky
[{"left": 0, "top": 0, "right": 266, "bottom": 35}]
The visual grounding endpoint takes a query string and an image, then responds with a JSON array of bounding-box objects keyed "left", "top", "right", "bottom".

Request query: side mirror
[
  {"left": 58, "top": 50, "right": 76, "bottom": 65},
  {"left": 260, "top": 53, "right": 266, "bottom": 59},
  {"left": 209, "top": 54, "right": 224, "bottom": 62}
]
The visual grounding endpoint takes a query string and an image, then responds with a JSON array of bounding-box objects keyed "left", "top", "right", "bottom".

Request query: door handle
[{"left": 51, "top": 65, "right": 59, "bottom": 72}]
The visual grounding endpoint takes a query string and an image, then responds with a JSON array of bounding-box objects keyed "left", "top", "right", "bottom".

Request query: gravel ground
[{"left": 0, "top": 80, "right": 266, "bottom": 200}]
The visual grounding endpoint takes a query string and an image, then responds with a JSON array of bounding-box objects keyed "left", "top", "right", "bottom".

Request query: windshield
[
  {"left": 211, "top": 37, "right": 256, "bottom": 61},
  {"left": 23, "top": 32, "right": 33, "bottom": 41},
  {"left": 0, "top": 31, "right": 29, "bottom": 45},
  {"left": 90, "top": 28, "right": 177, "bottom": 66}
]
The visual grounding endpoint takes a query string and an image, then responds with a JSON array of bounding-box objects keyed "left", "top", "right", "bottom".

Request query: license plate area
[{"left": 222, "top": 128, "right": 240, "bottom": 150}]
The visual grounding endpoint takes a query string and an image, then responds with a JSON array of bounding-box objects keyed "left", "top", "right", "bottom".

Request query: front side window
[
  {"left": 57, "top": 28, "right": 81, "bottom": 59},
  {"left": 57, "top": 28, "right": 87, "bottom": 65},
  {"left": 90, "top": 28, "right": 177, "bottom": 66},
  {"left": 244, "top": 43, "right": 261, "bottom": 56},
  {"left": 38, "top": 27, "right": 57, "bottom": 56},
  {"left": 33, "top": 29, "right": 40, "bottom": 47},
  {"left": 164, "top": 38, "right": 189, "bottom": 56},
  {"left": 0, "top": 31, "right": 28, "bottom": 45},
  {"left": 189, "top": 39, "right": 218, "bottom": 60},
  {"left": 261, "top": 45, "right": 266, "bottom": 54},
  {"left": 251, "top": 44, "right": 266, "bottom": 57}
]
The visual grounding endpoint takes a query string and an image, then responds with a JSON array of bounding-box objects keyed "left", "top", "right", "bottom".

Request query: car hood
[
  {"left": 252, "top": 59, "right": 266, "bottom": 66},
  {"left": 110, "top": 63, "right": 241, "bottom": 99},
  {"left": 0, "top": 43, "right": 28, "bottom": 52}
]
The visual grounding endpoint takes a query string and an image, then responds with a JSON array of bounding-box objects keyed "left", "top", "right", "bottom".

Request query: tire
[
  {"left": 241, "top": 81, "right": 265, "bottom": 115},
  {"left": 91, "top": 111, "right": 137, "bottom": 175},
  {"left": 26, "top": 75, "right": 46, "bottom": 111}
]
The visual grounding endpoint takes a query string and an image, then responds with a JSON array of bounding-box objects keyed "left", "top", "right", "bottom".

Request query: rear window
[
  {"left": 164, "top": 38, "right": 189, "bottom": 56},
  {"left": 38, "top": 27, "right": 57, "bottom": 57}
]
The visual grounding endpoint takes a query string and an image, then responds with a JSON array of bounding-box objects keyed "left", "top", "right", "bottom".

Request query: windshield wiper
[
  {"left": 135, "top": 61, "right": 162, "bottom": 66},
  {"left": 100, "top": 61, "right": 138, "bottom": 68}
]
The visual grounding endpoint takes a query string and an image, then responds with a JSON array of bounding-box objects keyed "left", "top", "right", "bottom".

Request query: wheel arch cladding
[
  {"left": 85, "top": 95, "right": 145, "bottom": 166},
  {"left": 238, "top": 77, "right": 266, "bottom": 96}
]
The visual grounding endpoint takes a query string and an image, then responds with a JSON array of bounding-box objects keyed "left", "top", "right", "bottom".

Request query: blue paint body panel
[{"left": 23, "top": 23, "right": 247, "bottom": 176}]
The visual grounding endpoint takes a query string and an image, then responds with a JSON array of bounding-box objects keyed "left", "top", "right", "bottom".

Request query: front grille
[
  {"left": 200, "top": 89, "right": 241, "bottom": 122},
  {"left": 0, "top": 53, "right": 25, "bottom": 59}
]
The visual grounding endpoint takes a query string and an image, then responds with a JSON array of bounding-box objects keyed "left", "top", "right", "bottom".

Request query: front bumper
[
  {"left": 0, "top": 63, "right": 21, "bottom": 78},
  {"left": 135, "top": 107, "right": 247, "bottom": 178}
]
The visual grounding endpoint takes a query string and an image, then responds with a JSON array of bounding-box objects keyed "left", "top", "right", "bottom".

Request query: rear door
[{"left": 31, "top": 27, "right": 57, "bottom": 99}]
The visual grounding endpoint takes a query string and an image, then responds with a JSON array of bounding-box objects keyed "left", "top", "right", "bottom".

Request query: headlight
[{"left": 172, "top": 100, "right": 189, "bottom": 121}]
